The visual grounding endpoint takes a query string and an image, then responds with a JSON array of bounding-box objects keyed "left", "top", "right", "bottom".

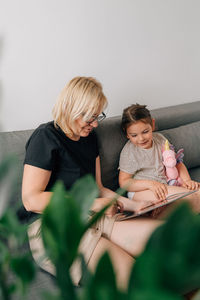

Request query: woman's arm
[
  {"left": 177, "top": 162, "right": 199, "bottom": 190},
  {"left": 94, "top": 156, "right": 124, "bottom": 214},
  {"left": 95, "top": 157, "right": 161, "bottom": 213},
  {"left": 22, "top": 164, "right": 52, "bottom": 213}
]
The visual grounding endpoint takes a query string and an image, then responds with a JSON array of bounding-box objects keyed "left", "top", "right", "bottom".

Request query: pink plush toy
[{"left": 162, "top": 140, "right": 184, "bottom": 186}]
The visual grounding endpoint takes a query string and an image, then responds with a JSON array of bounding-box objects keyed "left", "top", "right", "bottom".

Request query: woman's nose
[{"left": 90, "top": 120, "right": 98, "bottom": 128}]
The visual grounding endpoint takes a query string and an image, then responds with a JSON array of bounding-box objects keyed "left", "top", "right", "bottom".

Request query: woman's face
[{"left": 72, "top": 114, "right": 99, "bottom": 140}]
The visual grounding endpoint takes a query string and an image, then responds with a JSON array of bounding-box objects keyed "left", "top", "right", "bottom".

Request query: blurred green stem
[
  {"left": 56, "top": 260, "right": 77, "bottom": 300},
  {"left": 0, "top": 271, "right": 11, "bottom": 300}
]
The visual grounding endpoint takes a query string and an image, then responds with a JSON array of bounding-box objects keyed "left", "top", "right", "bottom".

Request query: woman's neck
[{"left": 66, "top": 133, "right": 80, "bottom": 141}]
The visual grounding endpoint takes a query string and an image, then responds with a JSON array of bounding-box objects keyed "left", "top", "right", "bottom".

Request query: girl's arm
[
  {"left": 22, "top": 164, "right": 52, "bottom": 213},
  {"left": 119, "top": 170, "right": 149, "bottom": 192},
  {"left": 119, "top": 170, "right": 168, "bottom": 200},
  {"left": 176, "top": 162, "right": 199, "bottom": 190}
]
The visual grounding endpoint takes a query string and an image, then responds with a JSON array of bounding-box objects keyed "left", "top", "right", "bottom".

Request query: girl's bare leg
[{"left": 88, "top": 237, "right": 134, "bottom": 291}]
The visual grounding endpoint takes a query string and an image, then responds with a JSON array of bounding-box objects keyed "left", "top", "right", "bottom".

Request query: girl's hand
[
  {"left": 148, "top": 181, "right": 168, "bottom": 201},
  {"left": 182, "top": 179, "right": 199, "bottom": 190},
  {"left": 91, "top": 198, "right": 124, "bottom": 217}
]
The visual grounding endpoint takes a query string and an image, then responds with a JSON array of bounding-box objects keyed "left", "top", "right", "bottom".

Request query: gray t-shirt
[{"left": 119, "top": 132, "right": 167, "bottom": 184}]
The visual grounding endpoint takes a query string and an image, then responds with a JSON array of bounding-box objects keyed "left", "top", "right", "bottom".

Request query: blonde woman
[{"left": 22, "top": 77, "right": 161, "bottom": 290}]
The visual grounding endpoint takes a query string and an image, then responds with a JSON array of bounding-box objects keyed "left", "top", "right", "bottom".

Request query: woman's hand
[
  {"left": 91, "top": 198, "right": 124, "bottom": 217},
  {"left": 182, "top": 179, "right": 199, "bottom": 190},
  {"left": 148, "top": 180, "right": 168, "bottom": 201}
]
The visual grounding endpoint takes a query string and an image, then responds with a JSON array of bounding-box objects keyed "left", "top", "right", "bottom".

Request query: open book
[{"left": 116, "top": 189, "right": 198, "bottom": 221}]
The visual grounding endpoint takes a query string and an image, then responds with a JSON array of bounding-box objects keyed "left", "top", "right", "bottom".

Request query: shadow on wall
[{"left": 0, "top": 36, "right": 4, "bottom": 129}]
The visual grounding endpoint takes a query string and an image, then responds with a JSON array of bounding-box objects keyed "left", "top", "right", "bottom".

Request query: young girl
[{"left": 119, "top": 104, "right": 200, "bottom": 213}]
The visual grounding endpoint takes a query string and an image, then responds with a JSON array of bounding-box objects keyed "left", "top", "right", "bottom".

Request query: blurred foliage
[
  {"left": 0, "top": 155, "right": 200, "bottom": 299},
  {"left": 0, "top": 156, "right": 36, "bottom": 300}
]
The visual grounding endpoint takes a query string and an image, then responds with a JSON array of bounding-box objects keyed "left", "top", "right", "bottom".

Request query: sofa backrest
[
  {"left": 0, "top": 101, "right": 200, "bottom": 220},
  {"left": 0, "top": 129, "right": 34, "bottom": 219},
  {"left": 95, "top": 101, "right": 200, "bottom": 190}
]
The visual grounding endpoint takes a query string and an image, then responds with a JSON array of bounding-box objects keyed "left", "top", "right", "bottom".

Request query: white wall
[{"left": 1, "top": 0, "right": 200, "bottom": 131}]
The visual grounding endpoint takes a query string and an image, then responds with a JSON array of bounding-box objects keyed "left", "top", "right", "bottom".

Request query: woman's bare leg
[
  {"left": 88, "top": 237, "right": 134, "bottom": 291},
  {"left": 88, "top": 188, "right": 200, "bottom": 291},
  {"left": 158, "top": 186, "right": 200, "bottom": 217},
  {"left": 132, "top": 186, "right": 200, "bottom": 216},
  {"left": 110, "top": 218, "right": 162, "bottom": 257}
]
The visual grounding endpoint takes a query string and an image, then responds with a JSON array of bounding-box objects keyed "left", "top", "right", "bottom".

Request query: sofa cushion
[
  {"left": 159, "top": 120, "right": 200, "bottom": 169},
  {"left": 151, "top": 101, "right": 200, "bottom": 131},
  {"left": 0, "top": 129, "right": 34, "bottom": 219},
  {"left": 189, "top": 167, "right": 200, "bottom": 182},
  {"left": 95, "top": 116, "right": 127, "bottom": 191}
]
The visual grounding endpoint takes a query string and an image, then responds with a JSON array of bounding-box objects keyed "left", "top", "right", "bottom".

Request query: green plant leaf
[
  {"left": 128, "top": 288, "right": 183, "bottom": 300},
  {"left": 0, "top": 242, "right": 9, "bottom": 265},
  {"left": 41, "top": 181, "right": 83, "bottom": 266},
  {"left": 85, "top": 199, "right": 115, "bottom": 231},
  {"left": 10, "top": 255, "right": 36, "bottom": 285},
  {"left": 83, "top": 252, "right": 124, "bottom": 300},
  {"left": 0, "top": 210, "right": 28, "bottom": 249},
  {"left": 129, "top": 203, "right": 200, "bottom": 296},
  {"left": 42, "top": 291, "right": 62, "bottom": 300},
  {"left": 70, "top": 175, "right": 99, "bottom": 223}
]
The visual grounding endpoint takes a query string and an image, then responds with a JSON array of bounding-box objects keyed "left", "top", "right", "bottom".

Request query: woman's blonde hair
[{"left": 52, "top": 76, "right": 107, "bottom": 136}]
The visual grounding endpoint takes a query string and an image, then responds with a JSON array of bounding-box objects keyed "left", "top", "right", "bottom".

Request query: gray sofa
[
  {"left": 97, "top": 100, "right": 200, "bottom": 191},
  {"left": 1, "top": 101, "right": 200, "bottom": 298}
]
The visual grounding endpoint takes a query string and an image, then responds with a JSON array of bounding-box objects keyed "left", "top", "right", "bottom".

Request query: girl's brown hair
[{"left": 121, "top": 103, "right": 153, "bottom": 133}]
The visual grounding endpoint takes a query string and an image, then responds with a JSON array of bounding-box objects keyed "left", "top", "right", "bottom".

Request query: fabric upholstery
[
  {"left": 0, "top": 129, "right": 34, "bottom": 218},
  {"left": 1, "top": 101, "right": 200, "bottom": 296},
  {"left": 160, "top": 121, "right": 200, "bottom": 169},
  {"left": 96, "top": 101, "right": 200, "bottom": 190},
  {"left": 95, "top": 116, "right": 127, "bottom": 190}
]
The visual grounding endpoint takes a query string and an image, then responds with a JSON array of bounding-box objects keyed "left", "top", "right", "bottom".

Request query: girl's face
[{"left": 126, "top": 120, "right": 153, "bottom": 149}]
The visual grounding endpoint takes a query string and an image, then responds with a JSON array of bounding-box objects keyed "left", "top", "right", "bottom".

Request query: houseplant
[{"left": 0, "top": 155, "right": 200, "bottom": 299}]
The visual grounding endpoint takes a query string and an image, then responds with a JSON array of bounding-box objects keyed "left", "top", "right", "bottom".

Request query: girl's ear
[{"left": 152, "top": 118, "right": 155, "bottom": 131}]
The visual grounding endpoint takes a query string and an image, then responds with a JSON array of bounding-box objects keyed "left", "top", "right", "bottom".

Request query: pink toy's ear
[{"left": 152, "top": 118, "right": 155, "bottom": 131}]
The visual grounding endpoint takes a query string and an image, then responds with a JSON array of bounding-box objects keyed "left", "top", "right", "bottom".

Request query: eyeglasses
[{"left": 86, "top": 112, "right": 106, "bottom": 124}]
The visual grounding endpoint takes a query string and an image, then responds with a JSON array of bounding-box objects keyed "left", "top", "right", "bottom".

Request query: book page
[{"left": 116, "top": 189, "right": 198, "bottom": 221}]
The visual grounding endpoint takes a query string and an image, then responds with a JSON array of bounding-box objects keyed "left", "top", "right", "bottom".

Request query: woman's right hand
[
  {"left": 91, "top": 198, "right": 124, "bottom": 217},
  {"left": 148, "top": 180, "right": 168, "bottom": 201}
]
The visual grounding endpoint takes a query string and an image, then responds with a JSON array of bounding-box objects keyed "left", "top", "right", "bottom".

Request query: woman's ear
[{"left": 152, "top": 118, "right": 155, "bottom": 131}]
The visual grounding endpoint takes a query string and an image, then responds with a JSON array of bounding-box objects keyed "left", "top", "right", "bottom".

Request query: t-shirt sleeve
[
  {"left": 24, "top": 128, "right": 56, "bottom": 170},
  {"left": 156, "top": 132, "right": 172, "bottom": 147},
  {"left": 119, "top": 143, "right": 138, "bottom": 175}
]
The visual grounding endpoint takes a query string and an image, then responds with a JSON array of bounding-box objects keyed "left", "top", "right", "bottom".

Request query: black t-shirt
[{"left": 24, "top": 121, "right": 99, "bottom": 191}]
